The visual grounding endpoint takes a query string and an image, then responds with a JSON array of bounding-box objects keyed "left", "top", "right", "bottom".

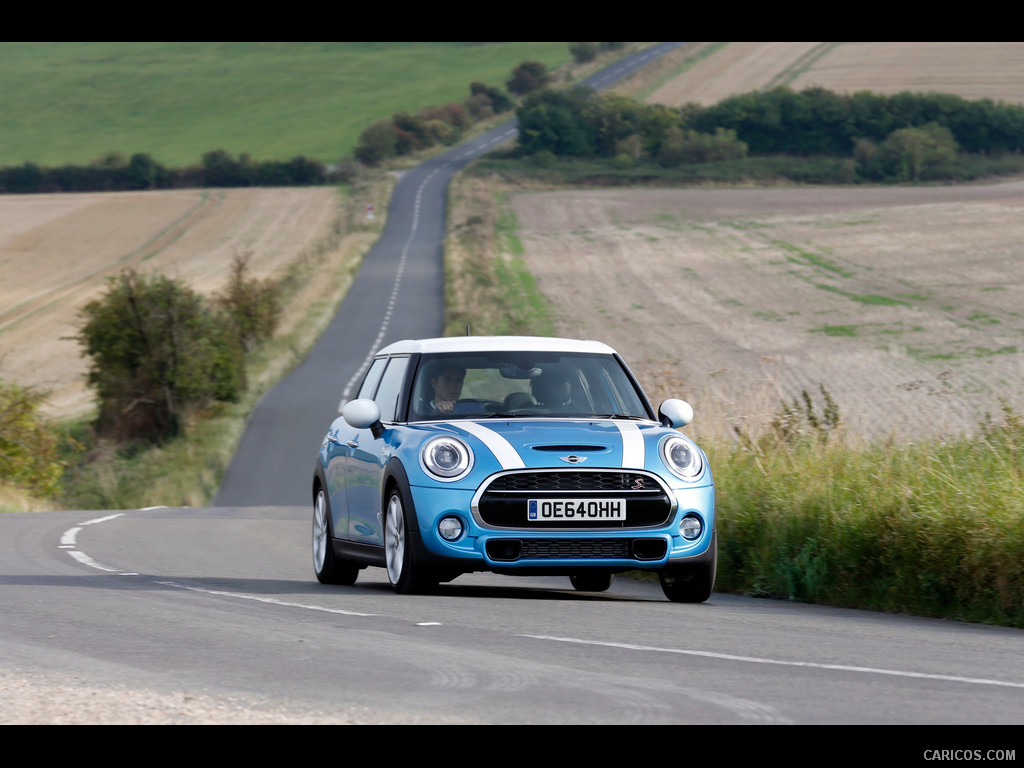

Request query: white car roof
[{"left": 376, "top": 336, "right": 617, "bottom": 356}]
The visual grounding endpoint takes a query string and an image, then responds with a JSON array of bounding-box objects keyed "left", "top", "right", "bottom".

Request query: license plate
[{"left": 528, "top": 498, "right": 627, "bottom": 521}]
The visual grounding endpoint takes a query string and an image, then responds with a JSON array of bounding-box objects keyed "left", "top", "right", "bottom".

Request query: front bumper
[{"left": 408, "top": 480, "right": 715, "bottom": 572}]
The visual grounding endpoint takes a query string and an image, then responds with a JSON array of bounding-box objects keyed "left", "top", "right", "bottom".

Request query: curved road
[
  {"left": 2, "top": 506, "right": 1022, "bottom": 725},
  {"left": 214, "top": 41, "right": 690, "bottom": 507},
  {"left": 3, "top": 44, "right": 1023, "bottom": 727}
]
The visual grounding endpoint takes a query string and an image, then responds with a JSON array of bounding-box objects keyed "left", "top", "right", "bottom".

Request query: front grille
[
  {"left": 523, "top": 538, "right": 630, "bottom": 559},
  {"left": 487, "top": 471, "right": 651, "bottom": 492},
  {"left": 476, "top": 470, "right": 673, "bottom": 529},
  {"left": 486, "top": 537, "right": 667, "bottom": 562}
]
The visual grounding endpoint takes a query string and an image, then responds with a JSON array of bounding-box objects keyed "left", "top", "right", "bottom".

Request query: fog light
[
  {"left": 438, "top": 516, "right": 464, "bottom": 541},
  {"left": 679, "top": 515, "right": 703, "bottom": 541}
]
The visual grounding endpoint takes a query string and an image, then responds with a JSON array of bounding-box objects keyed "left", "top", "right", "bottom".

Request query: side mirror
[
  {"left": 343, "top": 398, "right": 385, "bottom": 438},
  {"left": 659, "top": 398, "right": 694, "bottom": 429}
]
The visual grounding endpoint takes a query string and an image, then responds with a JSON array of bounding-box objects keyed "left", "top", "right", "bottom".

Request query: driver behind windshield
[{"left": 428, "top": 365, "right": 466, "bottom": 415}]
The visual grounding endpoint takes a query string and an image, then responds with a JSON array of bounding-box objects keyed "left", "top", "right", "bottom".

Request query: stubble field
[
  {"left": 510, "top": 182, "right": 1024, "bottom": 441},
  {"left": 509, "top": 42, "right": 1024, "bottom": 441},
  {"left": 645, "top": 42, "right": 1024, "bottom": 105},
  {"left": 0, "top": 187, "right": 343, "bottom": 417}
]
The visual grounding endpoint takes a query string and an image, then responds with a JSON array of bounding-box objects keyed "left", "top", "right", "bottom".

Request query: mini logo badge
[{"left": 559, "top": 454, "right": 586, "bottom": 464}]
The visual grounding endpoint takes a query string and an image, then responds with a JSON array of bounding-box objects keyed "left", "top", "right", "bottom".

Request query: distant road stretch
[{"left": 214, "top": 43, "right": 689, "bottom": 507}]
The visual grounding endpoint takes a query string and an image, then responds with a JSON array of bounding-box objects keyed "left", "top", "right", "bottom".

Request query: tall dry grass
[
  {"left": 710, "top": 396, "right": 1024, "bottom": 627},
  {"left": 442, "top": 176, "right": 1024, "bottom": 626}
]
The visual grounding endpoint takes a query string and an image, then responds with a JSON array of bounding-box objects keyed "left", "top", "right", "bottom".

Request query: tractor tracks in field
[{"left": 0, "top": 191, "right": 224, "bottom": 335}]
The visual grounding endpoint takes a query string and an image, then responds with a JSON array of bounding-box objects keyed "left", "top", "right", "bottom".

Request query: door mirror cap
[
  {"left": 343, "top": 398, "right": 385, "bottom": 437},
  {"left": 659, "top": 398, "right": 694, "bottom": 428}
]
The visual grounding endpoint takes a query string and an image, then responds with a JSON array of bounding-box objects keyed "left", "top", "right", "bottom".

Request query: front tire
[
  {"left": 384, "top": 486, "right": 437, "bottom": 594},
  {"left": 313, "top": 487, "right": 359, "bottom": 585},
  {"left": 659, "top": 541, "right": 716, "bottom": 603}
]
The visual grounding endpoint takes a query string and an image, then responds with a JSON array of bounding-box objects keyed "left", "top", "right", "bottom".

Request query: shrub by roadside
[{"left": 0, "top": 379, "right": 65, "bottom": 501}]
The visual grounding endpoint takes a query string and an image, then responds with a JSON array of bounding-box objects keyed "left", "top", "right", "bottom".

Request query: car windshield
[{"left": 406, "top": 351, "right": 651, "bottom": 421}]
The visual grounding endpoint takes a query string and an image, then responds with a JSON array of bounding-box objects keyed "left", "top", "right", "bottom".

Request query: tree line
[
  {"left": 513, "top": 85, "right": 1024, "bottom": 182},
  {"left": 0, "top": 150, "right": 340, "bottom": 194},
  {"left": 353, "top": 45, "right": 626, "bottom": 165}
]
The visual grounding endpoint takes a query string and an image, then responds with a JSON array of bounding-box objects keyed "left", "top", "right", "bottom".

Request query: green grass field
[{"left": 0, "top": 42, "right": 571, "bottom": 167}]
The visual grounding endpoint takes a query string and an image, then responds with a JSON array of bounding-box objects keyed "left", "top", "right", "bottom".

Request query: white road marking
[
  {"left": 522, "top": 634, "right": 1024, "bottom": 690},
  {"left": 339, "top": 163, "right": 449, "bottom": 411},
  {"left": 157, "top": 581, "right": 377, "bottom": 616},
  {"left": 59, "top": 527, "right": 80, "bottom": 548},
  {"left": 62, "top": 513, "right": 137, "bottom": 573},
  {"left": 81, "top": 513, "right": 126, "bottom": 525},
  {"left": 67, "top": 549, "right": 136, "bottom": 575},
  {"left": 59, "top": 514, "right": 1024, "bottom": 694}
]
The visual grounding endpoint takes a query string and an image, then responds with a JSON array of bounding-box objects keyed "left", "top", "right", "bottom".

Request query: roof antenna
[{"left": 465, "top": 324, "right": 471, "bottom": 336}]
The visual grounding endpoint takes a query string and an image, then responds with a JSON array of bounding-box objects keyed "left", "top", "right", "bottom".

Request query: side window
[
  {"left": 356, "top": 357, "right": 388, "bottom": 400},
  {"left": 374, "top": 356, "right": 410, "bottom": 422}
]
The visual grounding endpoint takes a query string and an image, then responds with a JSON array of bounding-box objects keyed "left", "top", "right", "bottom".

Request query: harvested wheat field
[
  {"left": 510, "top": 182, "right": 1024, "bottom": 442},
  {"left": 647, "top": 42, "right": 1024, "bottom": 106},
  {"left": 0, "top": 187, "right": 341, "bottom": 418}
]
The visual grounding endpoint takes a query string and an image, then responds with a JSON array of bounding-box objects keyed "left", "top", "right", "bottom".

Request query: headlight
[
  {"left": 660, "top": 436, "right": 704, "bottom": 481},
  {"left": 421, "top": 436, "right": 473, "bottom": 481}
]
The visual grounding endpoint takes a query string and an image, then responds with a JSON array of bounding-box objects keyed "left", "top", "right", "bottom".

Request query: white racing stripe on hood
[
  {"left": 450, "top": 421, "right": 526, "bottom": 469},
  {"left": 614, "top": 421, "right": 645, "bottom": 468}
]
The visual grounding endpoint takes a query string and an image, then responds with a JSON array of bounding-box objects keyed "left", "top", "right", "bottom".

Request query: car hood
[{"left": 440, "top": 418, "right": 669, "bottom": 473}]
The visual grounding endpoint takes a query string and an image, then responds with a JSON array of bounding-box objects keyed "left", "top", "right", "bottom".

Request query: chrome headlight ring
[
  {"left": 660, "top": 435, "right": 704, "bottom": 481},
  {"left": 420, "top": 435, "right": 474, "bottom": 482}
]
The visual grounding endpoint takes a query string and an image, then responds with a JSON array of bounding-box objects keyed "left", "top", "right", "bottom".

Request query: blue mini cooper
[{"left": 311, "top": 336, "right": 716, "bottom": 602}]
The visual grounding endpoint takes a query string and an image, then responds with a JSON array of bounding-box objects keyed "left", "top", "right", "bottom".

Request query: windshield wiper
[{"left": 588, "top": 413, "right": 646, "bottom": 420}]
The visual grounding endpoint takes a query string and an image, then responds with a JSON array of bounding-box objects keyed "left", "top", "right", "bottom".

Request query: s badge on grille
[{"left": 559, "top": 454, "right": 586, "bottom": 464}]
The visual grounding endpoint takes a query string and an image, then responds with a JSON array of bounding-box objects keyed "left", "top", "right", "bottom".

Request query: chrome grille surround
[{"left": 471, "top": 468, "right": 675, "bottom": 530}]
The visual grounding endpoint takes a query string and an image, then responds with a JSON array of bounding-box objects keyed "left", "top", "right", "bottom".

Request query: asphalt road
[{"left": 2, "top": 506, "right": 1022, "bottom": 726}]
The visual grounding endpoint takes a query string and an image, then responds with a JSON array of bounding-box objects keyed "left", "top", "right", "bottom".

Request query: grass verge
[
  {"left": 713, "top": 398, "right": 1024, "bottom": 628},
  {"left": 445, "top": 176, "right": 555, "bottom": 337}
]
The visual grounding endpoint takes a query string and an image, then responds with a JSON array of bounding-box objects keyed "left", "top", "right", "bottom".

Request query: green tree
[
  {"left": 659, "top": 126, "right": 748, "bottom": 166},
  {"left": 516, "top": 88, "right": 596, "bottom": 157},
  {"left": 354, "top": 120, "right": 397, "bottom": 165},
  {"left": 507, "top": 61, "right": 550, "bottom": 96},
  {"left": 570, "top": 42, "right": 598, "bottom": 63},
  {"left": 126, "top": 153, "right": 167, "bottom": 190},
  {"left": 77, "top": 270, "right": 244, "bottom": 442},
  {"left": 215, "top": 254, "right": 281, "bottom": 351},
  {"left": 883, "top": 122, "right": 958, "bottom": 181}
]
